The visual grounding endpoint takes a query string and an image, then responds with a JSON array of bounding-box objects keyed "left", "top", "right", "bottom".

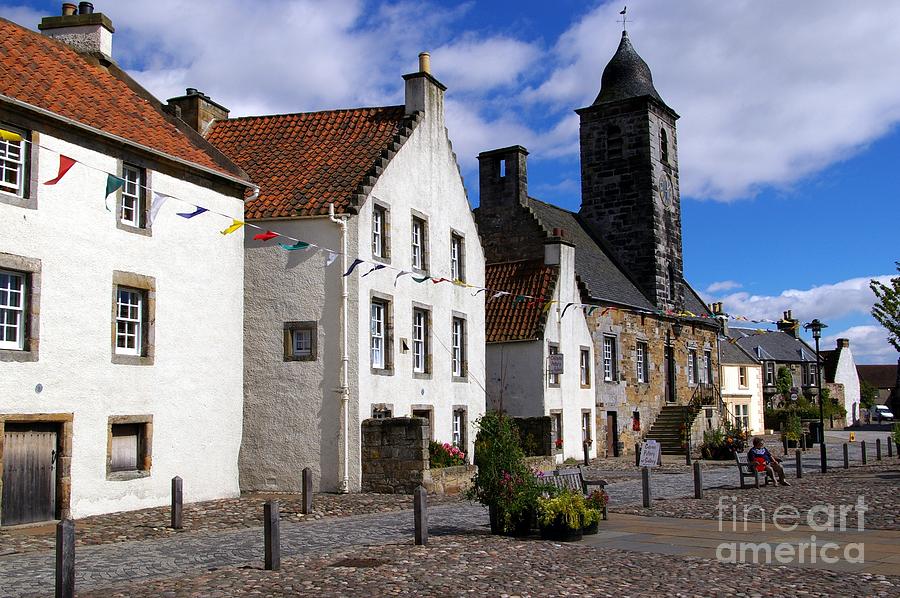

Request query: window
[
  {"left": 371, "top": 300, "right": 387, "bottom": 369},
  {"left": 551, "top": 412, "right": 563, "bottom": 449},
  {"left": 120, "top": 164, "right": 145, "bottom": 228},
  {"left": 115, "top": 287, "right": 144, "bottom": 356},
  {"left": 452, "top": 408, "right": 466, "bottom": 448},
  {"left": 372, "top": 405, "right": 392, "bottom": 419},
  {"left": 582, "top": 411, "right": 592, "bottom": 444},
  {"left": 704, "top": 350, "right": 713, "bottom": 384},
  {"left": 806, "top": 363, "right": 817, "bottom": 387},
  {"left": 411, "top": 216, "right": 427, "bottom": 271},
  {"left": 765, "top": 361, "right": 775, "bottom": 385},
  {"left": 372, "top": 205, "right": 389, "bottom": 259},
  {"left": 687, "top": 348, "right": 698, "bottom": 384},
  {"left": 0, "top": 270, "right": 26, "bottom": 350},
  {"left": 412, "top": 408, "right": 433, "bottom": 440},
  {"left": 412, "top": 307, "right": 429, "bottom": 374},
  {"left": 603, "top": 336, "right": 617, "bottom": 382},
  {"left": 284, "top": 321, "right": 317, "bottom": 361},
  {"left": 580, "top": 348, "right": 591, "bottom": 387},
  {"left": 606, "top": 125, "right": 622, "bottom": 159},
  {"left": 734, "top": 404, "right": 749, "bottom": 431},
  {"left": 0, "top": 125, "right": 27, "bottom": 198},
  {"left": 739, "top": 366, "right": 748, "bottom": 388},
  {"left": 660, "top": 127, "right": 669, "bottom": 163},
  {"left": 452, "top": 317, "right": 466, "bottom": 378},
  {"left": 548, "top": 343, "right": 560, "bottom": 386},
  {"left": 450, "top": 233, "right": 465, "bottom": 281},
  {"left": 107, "top": 416, "right": 152, "bottom": 479},
  {"left": 636, "top": 342, "right": 649, "bottom": 383}
]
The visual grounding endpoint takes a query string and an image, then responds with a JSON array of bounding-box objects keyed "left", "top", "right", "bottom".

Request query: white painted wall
[
  {"left": 0, "top": 134, "right": 245, "bottom": 518},
  {"left": 832, "top": 345, "right": 860, "bottom": 427},
  {"left": 720, "top": 363, "right": 765, "bottom": 434}
]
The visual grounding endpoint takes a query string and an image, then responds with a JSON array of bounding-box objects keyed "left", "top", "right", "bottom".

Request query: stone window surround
[
  {"left": 602, "top": 334, "right": 619, "bottom": 383},
  {"left": 452, "top": 404, "right": 468, "bottom": 449},
  {"left": 371, "top": 200, "right": 391, "bottom": 263},
  {"left": 370, "top": 291, "right": 394, "bottom": 376},
  {"left": 370, "top": 403, "right": 394, "bottom": 419},
  {"left": 283, "top": 320, "right": 318, "bottom": 362},
  {"left": 0, "top": 124, "right": 38, "bottom": 210},
  {"left": 410, "top": 405, "right": 433, "bottom": 440},
  {"left": 550, "top": 409, "right": 563, "bottom": 454},
  {"left": 738, "top": 366, "right": 749, "bottom": 389},
  {"left": 450, "top": 228, "right": 465, "bottom": 282},
  {"left": 579, "top": 345, "right": 592, "bottom": 388},
  {"left": 410, "top": 209, "right": 429, "bottom": 274},
  {"left": 634, "top": 339, "right": 650, "bottom": 384},
  {"left": 0, "top": 252, "right": 41, "bottom": 363},
  {"left": 581, "top": 409, "right": 593, "bottom": 444},
  {"left": 411, "top": 301, "right": 433, "bottom": 379},
  {"left": 114, "top": 160, "right": 153, "bottom": 237},
  {"left": 111, "top": 270, "right": 156, "bottom": 366},
  {"left": 106, "top": 415, "right": 153, "bottom": 481},
  {"left": 547, "top": 342, "right": 560, "bottom": 387},
  {"left": 451, "top": 310, "right": 468, "bottom": 383},
  {"left": 0, "top": 413, "right": 74, "bottom": 524}
]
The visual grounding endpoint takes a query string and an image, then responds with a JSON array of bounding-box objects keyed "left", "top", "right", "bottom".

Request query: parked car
[{"left": 873, "top": 405, "right": 895, "bottom": 423}]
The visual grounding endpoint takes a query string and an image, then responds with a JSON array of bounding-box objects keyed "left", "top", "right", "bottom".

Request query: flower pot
[
  {"left": 489, "top": 505, "right": 533, "bottom": 537},
  {"left": 582, "top": 520, "right": 599, "bottom": 535},
  {"left": 539, "top": 518, "right": 583, "bottom": 542}
]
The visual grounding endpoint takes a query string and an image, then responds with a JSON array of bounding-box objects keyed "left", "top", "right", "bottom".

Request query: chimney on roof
[
  {"left": 403, "top": 51, "right": 446, "bottom": 118},
  {"left": 776, "top": 309, "right": 800, "bottom": 339},
  {"left": 709, "top": 302, "right": 727, "bottom": 334},
  {"left": 39, "top": 2, "right": 114, "bottom": 58},
  {"left": 166, "top": 88, "right": 230, "bottom": 135},
  {"left": 837, "top": 338, "right": 850, "bottom": 349},
  {"left": 477, "top": 145, "right": 529, "bottom": 210}
]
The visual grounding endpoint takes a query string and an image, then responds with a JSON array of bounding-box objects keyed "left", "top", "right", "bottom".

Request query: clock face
[{"left": 659, "top": 175, "right": 673, "bottom": 206}]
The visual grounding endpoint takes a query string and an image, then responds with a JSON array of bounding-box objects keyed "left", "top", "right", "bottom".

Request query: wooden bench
[
  {"left": 536, "top": 467, "right": 609, "bottom": 519},
  {"left": 735, "top": 453, "right": 774, "bottom": 489}
]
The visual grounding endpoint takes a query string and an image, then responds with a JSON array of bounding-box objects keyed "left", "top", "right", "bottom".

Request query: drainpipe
[{"left": 329, "top": 203, "right": 351, "bottom": 493}]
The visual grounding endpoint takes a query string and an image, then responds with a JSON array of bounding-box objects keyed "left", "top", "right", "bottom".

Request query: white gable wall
[{"left": 833, "top": 346, "right": 860, "bottom": 427}]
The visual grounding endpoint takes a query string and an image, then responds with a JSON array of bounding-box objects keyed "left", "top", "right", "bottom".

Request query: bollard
[
  {"left": 876, "top": 438, "right": 882, "bottom": 461},
  {"left": 264, "top": 500, "right": 281, "bottom": 571},
  {"left": 583, "top": 441, "right": 590, "bottom": 467},
  {"left": 889, "top": 437, "right": 894, "bottom": 458},
  {"left": 692, "top": 461, "right": 703, "bottom": 499},
  {"left": 795, "top": 449, "right": 802, "bottom": 479},
  {"left": 414, "top": 486, "right": 428, "bottom": 546},
  {"left": 686, "top": 437, "right": 692, "bottom": 466},
  {"left": 843, "top": 443, "right": 849, "bottom": 469},
  {"left": 820, "top": 442, "right": 828, "bottom": 474},
  {"left": 301, "top": 467, "right": 313, "bottom": 515},
  {"left": 782, "top": 436, "right": 789, "bottom": 456},
  {"left": 861, "top": 441, "right": 867, "bottom": 465},
  {"left": 641, "top": 467, "right": 651, "bottom": 508},
  {"left": 171, "top": 476, "right": 183, "bottom": 530},
  {"left": 635, "top": 445, "right": 641, "bottom": 467},
  {"left": 55, "top": 519, "right": 74, "bottom": 598}
]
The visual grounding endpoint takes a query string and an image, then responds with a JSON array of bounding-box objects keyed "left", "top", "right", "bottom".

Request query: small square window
[
  {"left": 284, "top": 321, "right": 317, "bottom": 361},
  {"left": 372, "top": 405, "right": 393, "bottom": 419},
  {"left": 107, "top": 416, "right": 152, "bottom": 480}
]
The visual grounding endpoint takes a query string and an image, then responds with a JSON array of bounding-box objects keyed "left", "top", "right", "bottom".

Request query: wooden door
[
  {"left": 665, "top": 346, "right": 676, "bottom": 403},
  {"left": 2, "top": 423, "right": 58, "bottom": 526},
  {"left": 606, "top": 412, "right": 619, "bottom": 457}
]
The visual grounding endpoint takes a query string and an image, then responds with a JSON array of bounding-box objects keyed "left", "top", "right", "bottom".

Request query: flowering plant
[
  {"left": 585, "top": 489, "right": 608, "bottom": 510},
  {"left": 554, "top": 438, "right": 564, "bottom": 449},
  {"left": 429, "top": 441, "right": 466, "bottom": 468}
]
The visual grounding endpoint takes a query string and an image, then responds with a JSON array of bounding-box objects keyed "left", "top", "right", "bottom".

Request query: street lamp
[{"left": 803, "top": 318, "right": 828, "bottom": 473}]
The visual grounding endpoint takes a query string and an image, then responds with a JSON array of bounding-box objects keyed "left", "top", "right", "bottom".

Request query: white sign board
[
  {"left": 548, "top": 353, "right": 564, "bottom": 375},
  {"left": 639, "top": 439, "right": 661, "bottom": 468}
]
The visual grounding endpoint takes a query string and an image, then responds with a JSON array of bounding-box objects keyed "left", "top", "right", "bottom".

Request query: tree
[
  {"left": 870, "top": 262, "right": 900, "bottom": 352},
  {"left": 860, "top": 379, "right": 879, "bottom": 410},
  {"left": 776, "top": 366, "right": 794, "bottom": 403}
]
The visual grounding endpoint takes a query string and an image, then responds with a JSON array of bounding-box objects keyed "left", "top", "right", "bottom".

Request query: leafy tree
[
  {"left": 776, "top": 366, "right": 794, "bottom": 401},
  {"left": 860, "top": 379, "right": 879, "bottom": 410},
  {"left": 870, "top": 262, "right": 900, "bottom": 352}
]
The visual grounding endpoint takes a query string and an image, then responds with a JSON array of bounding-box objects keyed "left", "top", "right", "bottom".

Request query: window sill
[
  {"left": 452, "top": 375, "right": 468, "bottom": 383},
  {"left": 371, "top": 367, "right": 394, "bottom": 377},
  {"left": 284, "top": 354, "right": 316, "bottom": 362},
  {"left": 0, "top": 189, "right": 35, "bottom": 209},
  {"left": 112, "top": 353, "right": 154, "bottom": 366},
  {"left": 413, "top": 372, "right": 432, "bottom": 380},
  {"left": 0, "top": 347, "right": 38, "bottom": 362},
  {"left": 372, "top": 255, "right": 391, "bottom": 265},
  {"left": 116, "top": 221, "right": 152, "bottom": 237},
  {"left": 107, "top": 470, "right": 150, "bottom": 482},
  {"left": 548, "top": 383, "right": 560, "bottom": 389},
  {"left": 580, "top": 384, "right": 591, "bottom": 390}
]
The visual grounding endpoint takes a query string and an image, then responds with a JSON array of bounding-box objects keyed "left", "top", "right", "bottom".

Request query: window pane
[
  {"left": 121, "top": 165, "right": 143, "bottom": 227},
  {"left": 0, "top": 129, "right": 26, "bottom": 196}
]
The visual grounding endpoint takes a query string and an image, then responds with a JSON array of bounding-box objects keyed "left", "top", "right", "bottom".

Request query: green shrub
[
  {"left": 536, "top": 489, "right": 593, "bottom": 529},
  {"left": 892, "top": 423, "right": 900, "bottom": 446}
]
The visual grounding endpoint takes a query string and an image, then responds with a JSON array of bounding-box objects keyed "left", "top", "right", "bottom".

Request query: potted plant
[
  {"left": 782, "top": 414, "right": 802, "bottom": 448},
  {"left": 536, "top": 489, "right": 589, "bottom": 542},
  {"left": 582, "top": 489, "right": 609, "bottom": 534},
  {"left": 429, "top": 441, "right": 465, "bottom": 469}
]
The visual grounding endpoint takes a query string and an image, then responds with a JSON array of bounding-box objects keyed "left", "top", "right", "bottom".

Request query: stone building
[
  {"left": 475, "top": 31, "right": 720, "bottom": 457},
  {"left": 0, "top": 8, "right": 253, "bottom": 524},
  {"left": 201, "top": 54, "right": 485, "bottom": 493}
]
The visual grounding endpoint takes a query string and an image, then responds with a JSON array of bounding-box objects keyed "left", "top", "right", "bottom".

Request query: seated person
[{"left": 747, "top": 437, "right": 790, "bottom": 486}]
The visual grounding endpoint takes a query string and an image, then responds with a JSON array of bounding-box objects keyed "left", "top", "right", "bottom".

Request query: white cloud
[
  {"left": 433, "top": 36, "right": 541, "bottom": 93},
  {"left": 823, "top": 326, "right": 898, "bottom": 364},
  {"left": 706, "top": 280, "right": 742, "bottom": 294},
  {"left": 0, "top": 4, "right": 42, "bottom": 29}
]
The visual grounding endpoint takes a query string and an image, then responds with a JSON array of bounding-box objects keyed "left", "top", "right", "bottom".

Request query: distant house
[
  {"left": 857, "top": 362, "right": 899, "bottom": 409},
  {"left": 719, "top": 340, "right": 765, "bottom": 434},
  {"left": 484, "top": 233, "right": 596, "bottom": 462},
  {"left": 820, "top": 339, "right": 861, "bottom": 426}
]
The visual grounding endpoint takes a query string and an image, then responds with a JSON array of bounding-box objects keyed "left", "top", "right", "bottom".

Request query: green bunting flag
[
  {"left": 105, "top": 174, "right": 125, "bottom": 212},
  {"left": 279, "top": 241, "right": 311, "bottom": 251},
  {"left": 412, "top": 275, "right": 431, "bottom": 283}
]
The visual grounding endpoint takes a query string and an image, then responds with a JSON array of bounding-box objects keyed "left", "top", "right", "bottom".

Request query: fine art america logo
[{"left": 716, "top": 495, "right": 867, "bottom": 565}]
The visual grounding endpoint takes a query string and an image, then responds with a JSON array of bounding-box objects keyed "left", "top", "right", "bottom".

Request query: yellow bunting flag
[
  {"left": 0, "top": 129, "right": 23, "bottom": 142},
  {"left": 220, "top": 219, "right": 245, "bottom": 235}
]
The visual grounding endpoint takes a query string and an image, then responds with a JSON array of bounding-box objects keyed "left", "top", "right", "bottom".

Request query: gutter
[{"left": 329, "top": 203, "right": 351, "bottom": 494}]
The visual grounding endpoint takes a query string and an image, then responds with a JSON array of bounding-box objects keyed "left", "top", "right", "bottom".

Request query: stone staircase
[{"left": 645, "top": 405, "right": 695, "bottom": 455}]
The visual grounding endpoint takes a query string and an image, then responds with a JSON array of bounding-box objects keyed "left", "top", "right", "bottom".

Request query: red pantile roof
[
  {"left": 0, "top": 18, "right": 247, "bottom": 182},
  {"left": 485, "top": 260, "right": 559, "bottom": 343},
  {"left": 206, "top": 106, "right": 413, "bottom": 218}
]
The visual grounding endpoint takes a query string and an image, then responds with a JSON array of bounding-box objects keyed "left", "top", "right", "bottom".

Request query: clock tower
[{"left": 577, "top": 30, "right": 683, "bottom": 311}]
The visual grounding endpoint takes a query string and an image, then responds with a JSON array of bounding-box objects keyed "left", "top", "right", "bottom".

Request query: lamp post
[{"left": 803, "top": 318, "right": 828, "bottom": 473}]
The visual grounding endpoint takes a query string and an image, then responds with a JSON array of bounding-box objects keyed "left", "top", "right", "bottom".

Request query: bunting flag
[
  {"left": 394, "top": 271, "right": 411, "bottom": 286},
  {"left": 343, "top": 258, "right": 365, "bottom": 277},
  {"left": 104, "top": 174, "right": 124, "bottom": 211},
  {"left": 412, "top": 275, "right": 431, "bottom": 283},
  {"left": 362, "top": 264, "right": 386, "bottom": 277},
  {"left": 587, "top": 306, "right": 599, "bottom": 315},
  {"left": 43, "top": 155, "right": 77, "bottom": 185},
  {"left": 601, "top": 307, "right": 611, "bottom": 316},
  {"left": 431, "top": 277, "right": 452, "bottom": 284},
  {"left": 279, "top": 241, "right": 311, "bottom": 251},
  {"left": 148, "top": 192, "right": 171, "bottom": 226},
  {"left": 472, "top": 288, "right": 487, "bottom": 297},
  {"left": 541, "top": 300, "right": 556, "bottom": 314},
  {"left": 491, "top": 291, "right": 508, "bottom": 300},
  {"left": 177, "top": 206, "right": 208, "bottom": 219},
  {"left": 321, "top": 251, "right": 338, "bottom": 268},
  {"left": 560, "top": 303, "right": 574, "bottom": 319},
  {"left": 220, "top": 219, "right": 245, "bottom": 235},
  {"left": 0, "top": 129, "right": 24, "bottom": 142},
  {"left": 253, "top": 230, "right": 279, "bottom": 242},
  {"left": 512, "top": 295, "right": 527, "bottom": 304}
]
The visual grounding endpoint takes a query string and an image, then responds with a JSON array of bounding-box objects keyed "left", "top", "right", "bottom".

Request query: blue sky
[{"left": 4, "top": 0, "right": 898, "bottom": 362}]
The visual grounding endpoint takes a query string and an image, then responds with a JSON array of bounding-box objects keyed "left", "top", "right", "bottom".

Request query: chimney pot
[
  {"left": 186, "top": 88, "right": 199, "bottom": 96},
  {"left": 837, "top": 338, "right": 850, "bottom": 348},
  {"left": 418, "top": 52, "right": 431, "bottom": 74},
  {"left": 78, "top": 1, "right": 93, "bottom": 14},
  {"left": 62, "top": 3, "right": 77, "bottom": 16}
]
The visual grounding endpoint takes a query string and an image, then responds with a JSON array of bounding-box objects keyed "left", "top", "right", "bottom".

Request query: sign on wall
[
  {"left": 548, "top": 354, "right": 564, "bottom": 375},
  {"left": 639, "top": 439, "right": 661, "bottom": 468}
]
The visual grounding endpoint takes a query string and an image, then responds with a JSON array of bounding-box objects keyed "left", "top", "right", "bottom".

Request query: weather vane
[{"left": 618, "top": 6, "right": 629, "bottom": 32}]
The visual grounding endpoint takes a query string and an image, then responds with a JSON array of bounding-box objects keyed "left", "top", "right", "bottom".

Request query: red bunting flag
[
  {"left": 253, "top": 230, "right": 279, "bottom": 241},
  {"left": 43, "top": 155, "right": 77, "bottom": 185}
]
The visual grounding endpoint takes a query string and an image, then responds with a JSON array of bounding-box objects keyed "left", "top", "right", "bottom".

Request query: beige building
[{"left": 719, "top": 340, "right": 765, "bottom": 434}]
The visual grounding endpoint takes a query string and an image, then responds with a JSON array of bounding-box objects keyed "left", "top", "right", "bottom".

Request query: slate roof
[
  {"left": 857, "top": 364, "right": 898, "bottom": 389},
  {"left": 728, "top": 328, "right": 818, "bottom": 363},
  {"left": 720, "top": 339, "right": 759, "bottom": 366},
  {"left": 485, "top": 260, "right": 558, "bottom": 343},
  {"left": 206, "top": 106, "right": 414, "bottom": 218},
  {"left": 0, "top": 18, "right": 247, "bottom": 182}
]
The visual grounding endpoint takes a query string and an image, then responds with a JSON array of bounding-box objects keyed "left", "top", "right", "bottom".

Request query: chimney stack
[
  {"left": 403, "top": 51, "right": 446, "bottom": 117},
  {"left": 166, "top": 88, "right": 230, "bottom": 135},
  {"left": 776, "top": 309, "right": 800, "bottom": 339},
  {"left": 477, "top": 145, "right": 529, "bottom": 211},
  {"left": 39, "top": 2, "right": 114, "bottom": 58},
  {"left": 837, "top": 338, "right": 850, "bottom": 349}
]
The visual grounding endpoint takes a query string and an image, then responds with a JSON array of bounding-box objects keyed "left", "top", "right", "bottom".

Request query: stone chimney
[
  {"left": 776, "top": 310, "right": 800, "bottom": 339},
  {"left": 39, "top": 3, "right": 114, "bottom": 58},
  {"left": 166, "top": 88, "right": 230, "bottom": 135},
  {"left": 836, "top": 338, "right": 850, "bottom": 349},
  {"left": 544, "top": 229, "right": 576, "bottom": 304},
  {"left": 477, "top": 146, "right": 529, "bottom": 210},
  {"left": 403, "top": 51, "right": 446, "bottom": 117},
  {"left": 710, "top": 301, "right": 727, "bottom": 335}
]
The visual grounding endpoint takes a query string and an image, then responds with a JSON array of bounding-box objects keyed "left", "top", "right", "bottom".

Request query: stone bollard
[
  {"left": 686, "top": 438, "right": 692, "bottom": 466},
  {"left": 641, "top": 467, "right": 651, "bottom": 508},
  {"left": 171, "top": 476, "right": 183, "bottom": 530},
  {"left": 861, "top": 441, "right": 867, "bottom": 465},
  {"left": 692, "top": 461, "right": 703, "bottom": 499},
  {"left": 782, "top": 436, "right": 789, "bottom": 455},
  {"left": 583, "top": 442, "right": 591, "bottom": 467},
  {"left": 56, "top": 519, "right": 74, "bottom": 598},
  {"left": 414, "top": 486, "right": 428, "bottom": 546},
  {"left": 264, "top": 500, "right": 281, "bottom": 571},
  {"left": 876, "top": 438, "right": 882, "bottom": 461},
  {"left": 843, "top": 443, "right": 849, "bottom": 469},
  {"left": 889, "top": 437, "right": 894, "bottom": 458},
  {"left": 635, "top": 445, "right": 641, "bottom": 467},
  {"left": 795, "top": 449, "right": 802, "bottom": 479},
  {"left": 301, "top": 468, "right": 313, "bottom": 515}
]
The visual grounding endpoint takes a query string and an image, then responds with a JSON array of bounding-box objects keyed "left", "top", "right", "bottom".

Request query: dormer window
[{"left": 660, "top": 127, "right": 669, "bottom": 163}]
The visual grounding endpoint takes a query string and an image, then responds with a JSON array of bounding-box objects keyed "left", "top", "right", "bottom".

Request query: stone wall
[
  {"left": 361, "top": 417, "right": 431, "bottom": 494},
  {"left": 426, "top": 464, "right": 475, "bottom": 495},
  {"left": 511, "top": 416, "right": 553, "bottom": 457}
]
